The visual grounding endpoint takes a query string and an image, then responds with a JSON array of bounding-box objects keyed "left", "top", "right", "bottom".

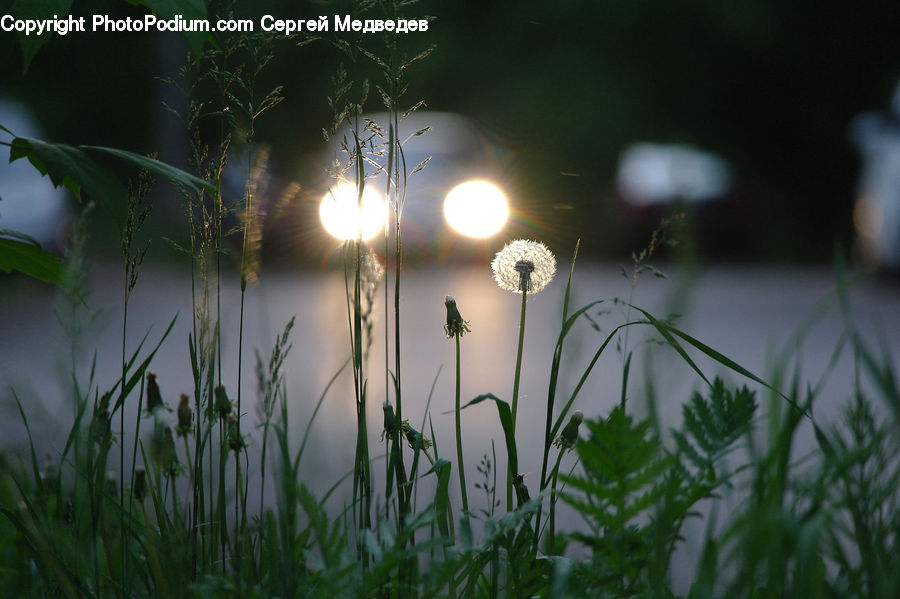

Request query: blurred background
[{"left": 2, "top": 0, "right": 900, "bottom": 265}]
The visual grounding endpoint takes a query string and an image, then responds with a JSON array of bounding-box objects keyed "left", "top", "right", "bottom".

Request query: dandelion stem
[
  {"left": 182, "top": 436, "right": 194, "bottom": 482},
  {"left": 507, "top": 287, "right": 528, "bottom": 511},
  {"left": 454, "top": 333, "right": 469, "bottom": 515},
  {"left": 548, "top": 449, "right": 565, "bottom": 554}
]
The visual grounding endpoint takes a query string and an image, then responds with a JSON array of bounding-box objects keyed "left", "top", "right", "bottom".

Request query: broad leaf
[
  {"left": 9, "top": 137, "right": 127, "bottom": 224},
  {"left": 82, "top": 145, "right": 212, "bottom": 193},
  {"left": 460, "top": 393, "right": 518, "bottom": 485},
  {"left": 11, "top": 0, "right": 74, "bottom": 71},
  {"left": 0, "top": 237, "right": 66, "bottom": 287},
  {"left": 8, "top": 137, "right": 214, "bottom": 228},
  {"left": 0, "top": 228, "right": 41, "bottom": 247}
]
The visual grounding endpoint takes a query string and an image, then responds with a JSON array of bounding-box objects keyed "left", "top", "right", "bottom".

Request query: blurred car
[
  {"left": 313, "top": 111, "right": 512, "bottom": 258},
  {"left": 616, "top": 142, "right": 733, "bottom": 208},
  {"left": 610, "top": 141, "right": 761, "bottom": 259},
  {"left": 851, "top": 82, "right": 900, "bottom": 272}
]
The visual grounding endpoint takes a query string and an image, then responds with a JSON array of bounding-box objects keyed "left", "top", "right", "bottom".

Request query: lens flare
[
  {"left": 319, "top": 183, "right": 386, "bottom": 241},
  {"left": 443, "top": 180, "right": 509, "bottom": 238}
]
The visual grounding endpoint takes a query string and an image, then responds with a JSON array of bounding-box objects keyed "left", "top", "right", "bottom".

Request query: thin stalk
[
  {"left": 236, "top": 108, "right": 256, "bottom": 571},
  {"left": 343, "top": 244, "right": 360, "bottom": 531},
  {"left": 454, "top": 333, "right": 469, "bottom": 514},
  {"left": 510, "top": 287, "right": 528, "bottom": 429},
  {"left": 235, "top": 285, "right": 246, "bottom": 574},
  {"left": 187, "top": 201, "right": 201, "bottom": 577},
  {"left": 536, "top": 240, "right": 579, "bottom": 548},
  {"left": 259, "top": 421, "right": 270, "bottom": 524},
  {"left": 127, "top": 377, "right": 145, "bottom": 588},
  {"left": 232, "top": 448, "right": 243, "bottom": 583},
  {"left": 215, "top": 55, "right": 227, "bottom": 393},
  {"left": 620, "top": 281, "right": 637, "bottom": 413},
  {"left": 383, "top": 160, "right": 391, "bottom": 508},
  {"left": 170, "top": 473, "right": 180, "bottom": 527},
  {"left": 355, "top": 239, "right": 371, "bottom": 532},
  {"left": 208, "top": 323, "right": 218, "bottom": 560},
  {"left": 547, "top": 450, "right": 565, "bottom": 554},
  {"left": 182, "top": 436, "right": 194, "bottom": 482},
  {"left": 490, "top": 544, "right": 499, "bottom": 599},
  {"left": 507, "top": 287, "right": 528, "bottom": 511},
  {"left": 392, "top": 147, "right": 408, "bottom": 516},
  {"left": 217, "top": 418, "right": 227, "bottom": 574},
  {"left": 119, "top": 279, "right": 128, "bottom": 584}
]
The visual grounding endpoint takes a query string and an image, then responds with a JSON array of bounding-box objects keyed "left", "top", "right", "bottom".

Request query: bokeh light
[
  {"left": 443, "top": 180, "right": 509, "bottom": 238},
  {"left": 319, "top": 182, "right": 386, "bottom": 241}
]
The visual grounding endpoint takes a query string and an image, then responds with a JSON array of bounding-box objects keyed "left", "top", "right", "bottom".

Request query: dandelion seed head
[{"left": 491, "top": 239, "right": 556, "bottom": 294}]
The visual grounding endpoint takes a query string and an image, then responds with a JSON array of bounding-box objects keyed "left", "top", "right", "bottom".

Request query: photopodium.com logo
[{"left": 0, "top": 13, "right": 430, "bottom": 37}]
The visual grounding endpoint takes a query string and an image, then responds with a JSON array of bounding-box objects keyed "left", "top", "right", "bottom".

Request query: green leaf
[
  {"left": 460, "top": 393, "right": 518, "bottom": 485},
  {"left": 11, "top": 0, "right": 74, "bottom": 71},
  {"left": 82, "top": 145, "right": 212, "bottom": 193},
  {"left": 675, "top": 379, "right": 756, "bottom": 471},
  {"left": 0, "top": 228, "right": 41, "bottom": 247},
  {"left": 622, "top": 302, "right": 808, "bottom": 419},
  {"left": 8, "top": 137, "right": 214, "bottom": 228},
  {"left": 0, "top": 123, "right": 14, "bottom": 137},
  {"left": 0, "top": 237, "right": 66, "bottom": 287},
  {"left": 9, "top": 137, "right": 127, "bottom": 225},
  {"left": 427, "top": 459, "right": 453, "bottom": 538}
]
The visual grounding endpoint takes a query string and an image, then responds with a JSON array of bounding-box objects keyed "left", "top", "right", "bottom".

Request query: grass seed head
[{"left": 361, "top": 250, "right": 385, "bottom": 294}]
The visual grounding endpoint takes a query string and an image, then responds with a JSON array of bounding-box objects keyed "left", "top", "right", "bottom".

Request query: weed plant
[{"left": 1, "top": 2, "right": 899, "bottom": 598}]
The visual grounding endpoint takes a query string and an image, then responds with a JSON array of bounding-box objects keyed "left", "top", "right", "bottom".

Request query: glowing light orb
[
  {"left": 443, "top": 180, "right": 509, "bottom": 238},
  {"left": 319, "top": 183, "right": 386, "bottom": 241}
]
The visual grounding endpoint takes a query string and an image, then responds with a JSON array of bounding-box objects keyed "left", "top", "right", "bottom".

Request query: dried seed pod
[
  {"left": 402, "top": 423, "right": 432, "bottom": 450},
  {"left": 227, "top": 416, "right": 246, "bottom": 454},
  {"left": 513, "top": 473, "right": 531, "bottom": 506},
  {"left": 176, "top": 394, "right": 193, "bottom": 437},
  {"left": 90, "top": 393, "right": 112, "bottom": 448},
  {"left": 214, "top": 385, "right": 232, "bottom": 419},
  {"left": 554, "top": 410, "right": 584, "bottom": 451},
  {"left": 382, "top": 401, "right": 397, "bottom": 441},
  {"left": 133, "top": 467, "right": 147, "bottom": 502},
  {"left": 146, "top": 372, "right": 165, "bottom": 413}
]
